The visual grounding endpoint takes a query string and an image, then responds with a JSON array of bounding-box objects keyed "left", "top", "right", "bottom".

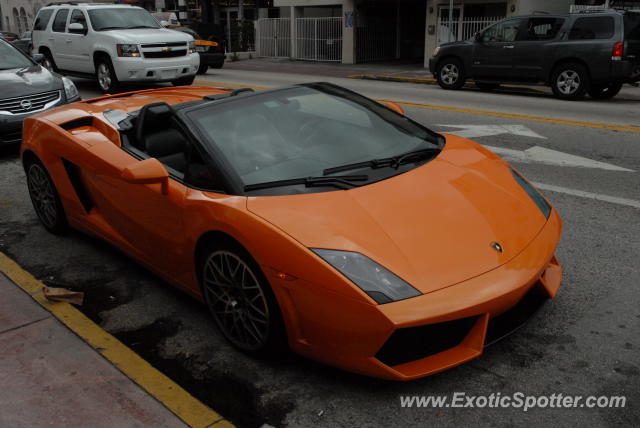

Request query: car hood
[
  {"left": 0, "top": 65, "right": 62, "bottom": 99},
  {"left": 247, "top": 136, "right": 549, "bottom": 295},
  {"left": 112, "top": 28, "right": 192, "bottom": 44}
]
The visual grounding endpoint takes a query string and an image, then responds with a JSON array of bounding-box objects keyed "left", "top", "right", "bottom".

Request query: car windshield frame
[
  {"left": 178, "top": 83, "right": 445, "bottom": 196},
  {"left": 88, "top": 8, "right": 161, "bottom": 31},
  {"left": 0, "top": 39, "right": 34, "bottom": 70}
]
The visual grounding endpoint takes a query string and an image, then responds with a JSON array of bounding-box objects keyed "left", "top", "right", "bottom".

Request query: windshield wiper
[
  {"left": 323, "top": 147, "right": 441, "bottom": 176},
  {"left": 127, "top": 26, "right": 158, "bottom": 29},
  {"left": 97, "top": 26, "right": 128, "bottom": 31},
  {"left": 244, "top": 174, "right": 369, "bottom": 192}
]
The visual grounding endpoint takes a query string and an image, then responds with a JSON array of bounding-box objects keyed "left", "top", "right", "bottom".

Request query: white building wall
[
  {"left": 1, "top": 0, "right": 101, "bottom": 34},
  {"left": 0, "top": 0, "right": 45, "bottom": 34}
]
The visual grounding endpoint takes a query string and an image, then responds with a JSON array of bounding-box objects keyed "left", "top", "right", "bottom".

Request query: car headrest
[
  {"left": 135, "top": 102, "right": 174, "bottom": 147},
  {"left": 145, "top": 129, "right": 187, "bottom": 158}
]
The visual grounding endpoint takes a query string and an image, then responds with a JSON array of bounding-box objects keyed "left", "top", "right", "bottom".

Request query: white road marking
[
  {"left": 484, "top": 145, "right": 634, "bottom": 172},
  {"left": 534, "top": 183, "right": 640, "bottom": 209},
  {"left": 439, "top": 124, "right": 547, "bottom": 139},
  {"left": 438, "top": 124, "right": 633, "bottom": 171}
]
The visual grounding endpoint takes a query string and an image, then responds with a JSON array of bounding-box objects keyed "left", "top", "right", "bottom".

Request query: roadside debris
[{"left": 43, "top": 286, "right": 85, "bottom": 305}]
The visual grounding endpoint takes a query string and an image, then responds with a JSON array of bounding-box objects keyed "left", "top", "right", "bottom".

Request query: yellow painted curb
[
  {"left": 387, "top": 100, "right": 640, "bottom": 134},
  {"left": 0, "top": 252, "right": 234, "bottom": 428}
]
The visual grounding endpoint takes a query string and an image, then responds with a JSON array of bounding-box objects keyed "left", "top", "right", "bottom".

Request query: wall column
[{"left": 342, "top": 0, "right": 356, "bottom": 64}]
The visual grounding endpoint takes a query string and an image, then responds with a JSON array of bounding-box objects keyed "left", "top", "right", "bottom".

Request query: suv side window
[
  {"left": 482, "top": 19, "right": 521, "bottom": 43},
  {"left": 569, "top": 16, "right": 615, "bottom": 40},
  {"left": 69, "top": 9, "right": 87, "bottom": 30},
  {"left": 518, "top": 17, "right": 565, "bottom": 41},
  {"left": 52, "top": 9, "right": 69, "bottom": 33},
  {"left": 33, "top": 9, "right": 54, "bottom": 31}
]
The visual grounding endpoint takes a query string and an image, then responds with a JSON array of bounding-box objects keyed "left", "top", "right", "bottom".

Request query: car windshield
[
  {"left": 88, "top": 8, "right": 161, "bottom": 31},
  {"left": 186, "top": 84, "right": 442, "bottom": 189},
  {"left": 0, "top": 41, "right": 33, "bottom": 70}
]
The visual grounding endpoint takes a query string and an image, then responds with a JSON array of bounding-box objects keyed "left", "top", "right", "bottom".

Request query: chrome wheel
[
  {"left": 203, "top": 250, "right": 270, "bottom": 351},
  {"left": 97, "top": 62, "right": 112, "bottom": 92},
  {"left": 440, "top": 64, "right": 459, "bottom": 85},
  {"left": 27, "top": 163, "right": 57, "bottom": 229},
  {"left": 556, "top": 70, "right": 581, "bottom": 95}
]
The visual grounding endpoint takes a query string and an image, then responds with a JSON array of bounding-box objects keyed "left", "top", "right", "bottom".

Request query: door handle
[
  {"left": 66, "top": 39, "right": 72, "bottom": 43},
  {"left": 503, "top": 45, "right": 514, "bottom": 49},
  {"left": 48, "top": 38, "right": 54, "bottom": 42}
]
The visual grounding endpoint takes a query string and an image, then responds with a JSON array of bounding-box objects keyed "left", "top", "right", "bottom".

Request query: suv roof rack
[{"left": 46, "top": 2, "right": 126, "bottom": 6}]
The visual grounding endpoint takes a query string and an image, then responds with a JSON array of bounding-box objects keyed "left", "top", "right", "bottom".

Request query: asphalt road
[{"left": 0, "top": 70, "right": 638, "bottom": 428}]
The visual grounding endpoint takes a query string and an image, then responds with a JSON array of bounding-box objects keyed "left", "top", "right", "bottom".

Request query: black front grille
[
  {"left": 484, "top": 285, "right": 548, "bottom": 347},
  {"left": 141, "top": 42, "right": 186, "bottom": 48},
  {"left": 143, "top": 49, "right": 187, "bottom": 58},
  {"left": 375, "top": 316, "right": 479, "bottom": 367},
  {"left": 0, "top": 91, "right": 60, "bottom": 114}
]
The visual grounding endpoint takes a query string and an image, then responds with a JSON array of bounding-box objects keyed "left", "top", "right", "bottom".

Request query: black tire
[
  {"left": 40, "top": 49, "right": 57, "bottom": 72},
  {"left": 198, "top": 238, "right": 287, "bottom": 357},
  {"left": 95, "top": 56, "right": 120, "bottom": 93},
  {"left": 550, "top": 63, "right": 590, "bottom": 100},
  {"left": 197, "top": 64, "right": 209, "bottom": 75},
  {"left": 25, "top": 157, "right": 68, "bottom": 235},
  {"left": 436, "top": 58, "right": 466, "bottom": 90},
  {"left": 588, "top": 82, "right": 623, "bottom": 100},
  {"left": 475, "top": 82, "right": 500, "bottom": 91},
  {"left": 172, "top": 75, "right": 196, "bottom": 86}
]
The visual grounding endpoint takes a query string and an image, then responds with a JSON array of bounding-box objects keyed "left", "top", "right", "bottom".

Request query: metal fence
[
  {"left": 256, "top": 18, "right": 291, "bottom": 58},
  {"left": 295, "top": 17, "right": 342, "bottom": 62},
  {"left": 437, "top": 16, "right": 504, "bottom": 44}
]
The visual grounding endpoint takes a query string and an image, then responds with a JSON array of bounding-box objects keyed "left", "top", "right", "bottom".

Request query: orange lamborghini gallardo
[{"left": 21, "top": 83, "right": 562, "bottom": 380}]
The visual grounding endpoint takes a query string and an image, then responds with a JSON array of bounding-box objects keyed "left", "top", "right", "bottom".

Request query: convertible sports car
[{"left": 21, "top": 83, "right": 562, "bottom": 380}]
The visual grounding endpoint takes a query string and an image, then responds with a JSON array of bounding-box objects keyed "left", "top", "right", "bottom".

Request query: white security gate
[
  {"left": 295, "top": 17, "right": 342, "bottom": 62},
  {"left": 437, "top": 16, "right": 504, "bottom": 45},
  {"left": 256, "top": 18, "right": 291, "bottom": 58}
]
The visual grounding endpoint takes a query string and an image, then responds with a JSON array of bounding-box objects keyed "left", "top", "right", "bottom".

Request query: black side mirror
[{"left": 32, "top": 53, "right": 45, "bottom": 64}]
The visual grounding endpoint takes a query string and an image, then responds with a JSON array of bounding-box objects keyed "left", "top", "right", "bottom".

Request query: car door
[
  {"left": 80, "top": 142, "right": 188, "bottom": 276},
  {"left": 65, "top": 9, "right": 93, "bottom": 73},
  {"left": 513, "top": 17, "right": 566, "bottom": 81},
  {"left": 50, "top": 8, "right": 70, "bottom": 69},
  {"left": 472, "top": 18, "right": 523, "bottom": 79}
]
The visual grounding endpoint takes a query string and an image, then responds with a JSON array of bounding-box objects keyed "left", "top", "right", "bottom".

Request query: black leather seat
[{"left": 134, "top": 102, "right": 188, "bottom": 173}]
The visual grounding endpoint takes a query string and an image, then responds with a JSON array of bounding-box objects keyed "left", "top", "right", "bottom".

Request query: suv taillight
[{"left": 612, "top": 42, "right": 624, "bottom": 60}]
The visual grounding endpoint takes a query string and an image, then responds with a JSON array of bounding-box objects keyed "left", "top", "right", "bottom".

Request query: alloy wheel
[
  {"left": 557, "top": 70, "right": 581, "bottom": 95},
  {"left": 441, "top": 64, "right": 459, "bottom": 85},
  {"left": 27, "top": 163, "right": 57, "bottom": 229},
  {"left": 97, "top": 63, "right": 111, "bottom": 92},
  {"left": 203, "top": 250, "right": 270, "bottom": 351}
]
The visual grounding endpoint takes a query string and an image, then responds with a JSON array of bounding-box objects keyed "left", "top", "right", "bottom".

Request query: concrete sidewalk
[{"left": 0, "top": 261, "right": 230, "bottom": 428}]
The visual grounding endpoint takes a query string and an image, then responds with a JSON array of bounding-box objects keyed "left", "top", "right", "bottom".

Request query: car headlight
[
  {"left": 312, "top": 249, "right": 421, "bottom": 304},
  {"left": 511, "top": 168, "right": 551, "bottom": 219},
  {"left": 433, "top": 46, "right": 440, "bottom": 56},
  {"left": 196, "top": 45, "right": 208, "bottom": 53},
  {"left": 116, "top": 44, "right": 140, "bottom": 57},
  {"left": 188, "top": 40, "right": 196, "bottom": 54},
  {"left": 62, "top": 77, "right": 78, "bottom": 100}
]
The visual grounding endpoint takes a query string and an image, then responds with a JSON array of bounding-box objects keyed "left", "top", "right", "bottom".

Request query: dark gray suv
[{"left": 429, "top": 10, "right": 640, "bottom": 100}]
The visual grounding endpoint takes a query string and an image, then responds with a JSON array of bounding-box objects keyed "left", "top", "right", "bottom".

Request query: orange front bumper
[{"left": 276, "top": 208, "right": 562, "bottom": 380}]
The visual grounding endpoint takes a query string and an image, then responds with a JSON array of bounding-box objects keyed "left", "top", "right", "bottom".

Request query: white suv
[{"left": 32, "top": 3, "right": 199, "bottom": 93}]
